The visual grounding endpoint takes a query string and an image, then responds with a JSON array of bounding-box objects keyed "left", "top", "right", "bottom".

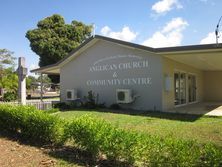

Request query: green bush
[
  {"left": 64, "top": 115, "right": 110, "bottom": 156},
  {"left": 200, "top": 143, "right": 222, "bottom": 166},
  {"left": 128, "top": 132, "right": 222, "bottom": 166},
  {"left": 82, "top": 91, "right": 97, "bottom": 109},
  {"left": 64, "top": 115, "right": 135, "bottom": 162},
  {"left": 64, "top": 115, "right": 222, "bottom": 166},
  {"left": 0, "top": 105, "right": 221, "bottom": 166},
  {"left": 53, "top": 102, "right": 70, "bottom": 110},
  {"left": 3, "top": 91, "right": 17, "bottom": 101},
  {"left": 0, "top": 104, "right": 65, "bottom": 144},
  {"left": 109, "top": 103, "right": 121, "bottom": 110}
]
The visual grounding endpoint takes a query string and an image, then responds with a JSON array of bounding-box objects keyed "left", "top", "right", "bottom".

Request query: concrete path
[{"left": 169, "top": 102, "right": 222, "bottom": 116}]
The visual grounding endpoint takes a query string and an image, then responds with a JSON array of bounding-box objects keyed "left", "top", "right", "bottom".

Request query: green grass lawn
[{"left": 56, "top": 110, "right": 222, "bottom": 147}]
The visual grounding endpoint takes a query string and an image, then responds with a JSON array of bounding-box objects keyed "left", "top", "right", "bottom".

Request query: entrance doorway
[
  {"left": 174, "top": 72, "right": 197, "bottom": 107},
  {"left": 174, "top": 72, "right": 186, "bottom": 106},
  {"left": 188, "top": 74, "right": 196, "bottom": 103}
]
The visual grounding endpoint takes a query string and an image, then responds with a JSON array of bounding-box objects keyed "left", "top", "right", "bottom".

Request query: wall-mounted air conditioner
[
  {"left": 66, "top": 89, "right": 77, "bottom": 100},
  {"left": 116, "top": 89, "right": 133, "bottom": 104}
]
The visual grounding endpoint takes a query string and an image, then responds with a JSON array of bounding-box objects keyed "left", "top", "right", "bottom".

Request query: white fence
[{"left": 0, "top": 100, "right": 59, "bottom": 110}]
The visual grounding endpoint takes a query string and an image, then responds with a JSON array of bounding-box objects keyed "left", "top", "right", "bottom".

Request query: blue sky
[{"left": 0, "top": 0, "right": 221, "bottom": 73}]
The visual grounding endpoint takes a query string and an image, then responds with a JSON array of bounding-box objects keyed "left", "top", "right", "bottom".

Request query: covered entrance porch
[{"left": 162, "top": 44, "right": 222, "bottom": 116}]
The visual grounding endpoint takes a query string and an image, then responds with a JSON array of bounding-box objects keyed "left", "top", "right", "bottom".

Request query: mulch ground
[
  {"left": 0, "top": 132, "right": 131, "bottom": 167},
  {"left": 0, "top": 136, "right": 57, "bottom": 167}
]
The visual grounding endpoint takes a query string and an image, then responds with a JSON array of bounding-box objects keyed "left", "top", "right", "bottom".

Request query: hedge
[
  {"left": 64, "top": 115, "right": 222, "bottom": 166},
  {"left": 0, "top": 104, "right": 222, "bottom": 166},
  {"left": 0, "top": 104, "right": 65, "bottom": 144}
]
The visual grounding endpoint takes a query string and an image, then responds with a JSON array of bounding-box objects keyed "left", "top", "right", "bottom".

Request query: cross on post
[{"left": 17, "top": 57, "right": 27, "bottom": 105}]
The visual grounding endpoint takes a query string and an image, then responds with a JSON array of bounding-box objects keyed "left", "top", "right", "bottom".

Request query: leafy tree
[
  {"left": 36, "top": 74, "right": 51, "bottom": 84},
  {"left": 1, "top": 68, "right": 18, "bottom": 93},
  {"left": 26, "top": 74, "right": 51, "bottom": 90},
  {"left": 0, "top": 49, "right": 18, "bottom": 100},
  {"left": 26, "top": 14, "right": 92, "bottom": 83},
  {"left": 1, "top": 68, "right": 18, "bottom": 101},
  {"left": 0, "top": 49, "right": 16, "bottom": 70},
  {"left": 26, "top": 75, "right": 36, "bottom": 90}
]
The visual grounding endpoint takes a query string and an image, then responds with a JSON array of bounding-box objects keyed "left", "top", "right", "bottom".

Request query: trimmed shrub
[
  {"left": 0, "top": 105, "right": 221, "bottom": 166},
  {"left": 0, "top": 104, "right": 65, "bottom": 144},
  {"left": 138, "top": 136, "right": 222, "bottom": 166},
  {"left": 64, "top": 115, "right": 137, "bottom": 163},
  {"left": 64, "top": 115, "right": 222, "bottom": 166},
  {"left": 64, "top": 115, "right": 110, "bottom": 156}
]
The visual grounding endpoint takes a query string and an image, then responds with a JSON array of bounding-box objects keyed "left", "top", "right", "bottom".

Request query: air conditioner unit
[
  {"left": 66, "top": 89, "right": 77, "bottom": 100},
  {"left": 116, "top": 89, "right": 133, "bottom": 104}
]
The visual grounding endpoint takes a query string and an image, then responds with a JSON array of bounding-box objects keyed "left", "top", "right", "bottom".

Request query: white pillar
[
  {"left": 40, "top": 73, "right": 43, "bottom": 102},
  {"left": 18, "top": 57, "right": 27, "bottom": 105}
]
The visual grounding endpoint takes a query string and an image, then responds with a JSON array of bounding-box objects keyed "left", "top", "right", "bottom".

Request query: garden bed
[
  {"left": 0, "top": 135, "right": 56, "bottom": 167},
  {"left": 0, "top": 104, "right": 222, "bottom": 166}
]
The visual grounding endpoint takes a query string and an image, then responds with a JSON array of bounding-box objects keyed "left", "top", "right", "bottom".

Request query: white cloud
[
  {"left": 100, "top": 26, "right": 111, "bottom": 35},
  {"left": 100, "top": 26, "right": 137, "bottom": 42},
  {"left": 29, "top": 64, "right": 39, "bottom": 70},
  {"left": 151, "top": 0, "right": 182, "bottom": 14},
  {"left": 162, "top": 17, "right": 187, "bottom": 33},
  {"left": 200, "top": 32, "right": 221, "bottom": 44},
  {"left": 142, "top": 17, "right": 188, "bottom": 48},
  {"left": 28, "top": 64, "right": 39, "bottom": 77}
]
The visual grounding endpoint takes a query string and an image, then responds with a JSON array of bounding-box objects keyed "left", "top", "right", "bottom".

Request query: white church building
[{"left": 32, "top": 35, "right": 222, "bottom": 112}]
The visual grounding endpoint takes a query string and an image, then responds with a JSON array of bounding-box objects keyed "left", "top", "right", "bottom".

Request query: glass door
[
  {"left": 174, "top": 72, "right": 186, "bottom": 106},
  {"left": 188, "top": 75, "right": 196, "bottom": 103}
]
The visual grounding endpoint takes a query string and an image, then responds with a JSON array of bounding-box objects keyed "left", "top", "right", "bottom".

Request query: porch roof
[{"left": 158, "top": 46, "right": 222, "bottom": 71}]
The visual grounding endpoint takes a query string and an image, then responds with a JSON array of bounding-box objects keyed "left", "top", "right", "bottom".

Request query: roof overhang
[
  {"left": 158, "top": 46, "right": 222, "bottom": 71},
  {"left": 31, "top": 65, "right": 60, "bottom": 75}
]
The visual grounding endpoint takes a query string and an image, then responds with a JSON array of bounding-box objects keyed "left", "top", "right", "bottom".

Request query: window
[
  {"left": 188, "top": 75, "right": 196, "bottom": 103},
  {"left": 174, "top": 72, "right": 186, "bottom": 105}
]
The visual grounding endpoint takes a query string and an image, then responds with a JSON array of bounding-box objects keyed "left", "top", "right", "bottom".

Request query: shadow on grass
[
  {"left": 0, "top": 130, "right": 131, "bottom": 167},
  {"left": 125, "top": 110, "right": 203, "bottom": 122},
  {"left": 61, "top": 108, "right": 204, "bottom": 122}
]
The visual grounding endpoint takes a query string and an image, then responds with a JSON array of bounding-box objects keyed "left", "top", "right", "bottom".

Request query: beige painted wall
[
  {"left": 162, "top": 57, "right": 204, "bottom": 111},
  {"left": 203, "top": 71, "right": 222, "bottom": 101}
]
